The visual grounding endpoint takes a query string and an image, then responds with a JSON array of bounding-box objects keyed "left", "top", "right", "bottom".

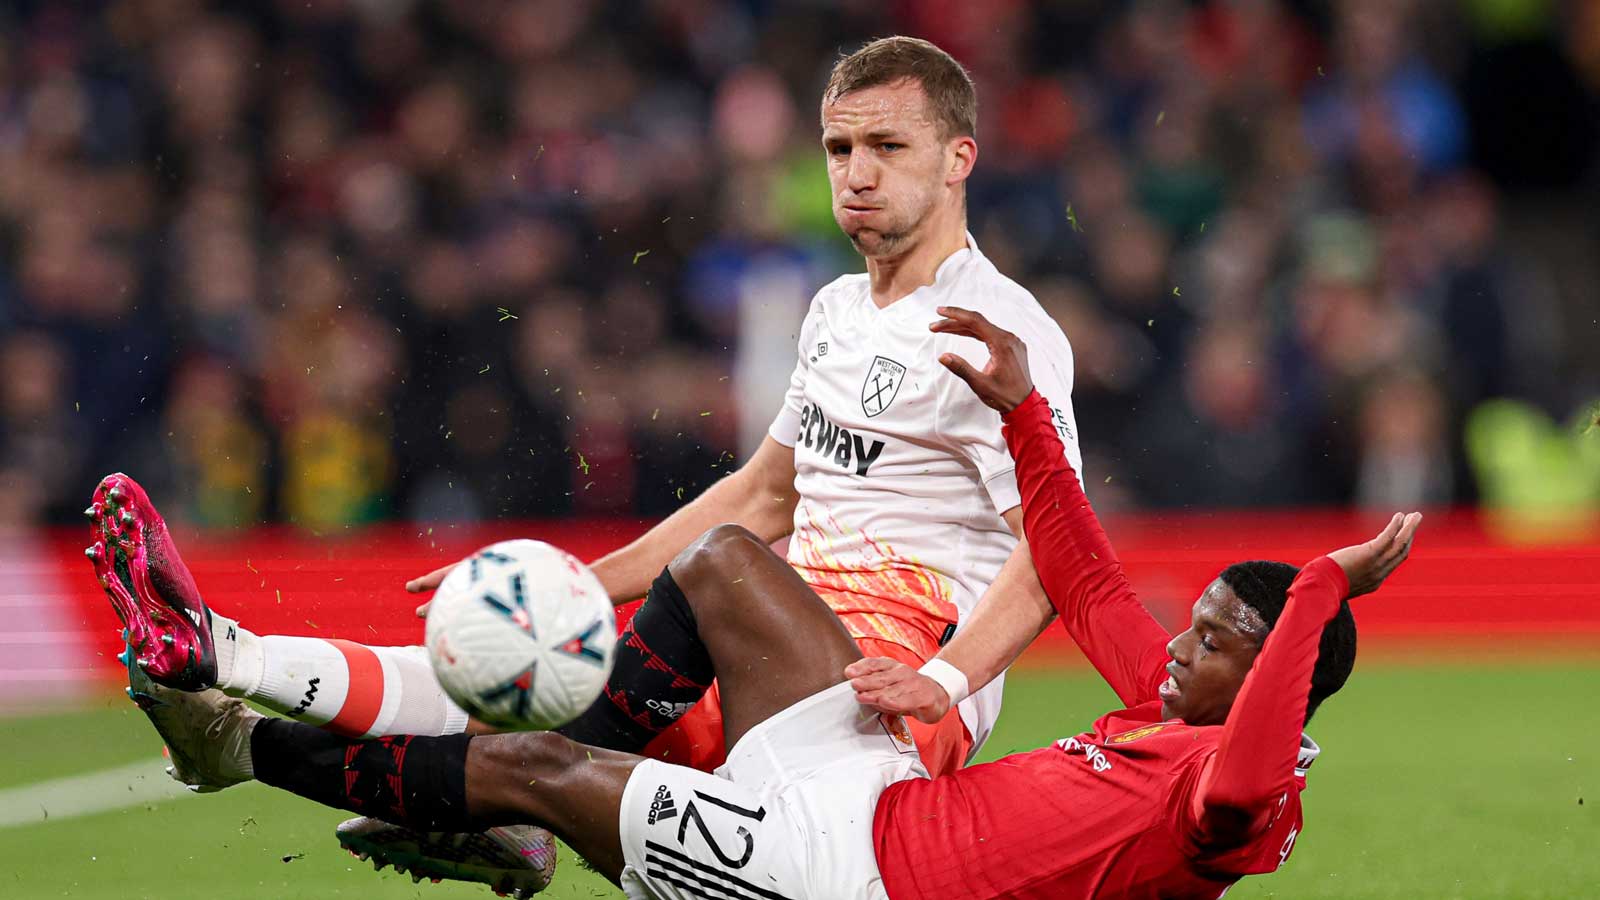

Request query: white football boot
[
  {"left": 123, "top": 641, "right": 258, "bottom": 792},
  {"left": 335, "top": 817, "right": 557, "bottom": 897}
]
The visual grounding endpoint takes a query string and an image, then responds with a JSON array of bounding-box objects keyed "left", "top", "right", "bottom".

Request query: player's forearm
[
  {"left": 934, "top": 538, "right": 1055, "bottom": 696},
  {"left": 1200, "top": 557, "right": 1347, "bottom": 820},
  {"left": 590, "top": 451, "right": 798, "bottom": 604},
  {"left": 1000, "top": 391, "right": 1171, "bottom": 705}
]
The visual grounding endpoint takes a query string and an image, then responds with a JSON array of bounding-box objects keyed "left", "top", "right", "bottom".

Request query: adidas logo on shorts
[
  {"left": 646, "top": 698, "right": 694, "bottom": 721},
  {"left": 647, "top": 785, "right": 677, "bottom": 824}
]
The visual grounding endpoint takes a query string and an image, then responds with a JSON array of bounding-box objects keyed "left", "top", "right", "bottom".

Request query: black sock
[
  {"left": 251, "top": 719, "right": 474, "bottom": 831},
  {"left": 556, "top": 567, "right": 713, "bottom": 751}
]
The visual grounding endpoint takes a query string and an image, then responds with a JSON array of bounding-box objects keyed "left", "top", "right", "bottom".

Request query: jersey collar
[
  {"left": 880, "top": 231, "right": 982, "bottom": 314},
  {"left": 937, "top": 230, "right": 982, "bottom": 277}
]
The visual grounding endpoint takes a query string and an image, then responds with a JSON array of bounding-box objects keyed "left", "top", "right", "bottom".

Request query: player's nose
[
  {"left": 1166, "top": 633, "right": 1191, "bottom": 666},
  {"left": 845, "top": 149, "right": 877, "bottom": 191}
]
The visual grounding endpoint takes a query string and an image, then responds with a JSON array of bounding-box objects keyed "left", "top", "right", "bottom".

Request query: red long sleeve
[
  {"left": 875, "top": 393, "right": 1342, "bottom": 897},
  {"left": 1001, "top": 391, "right": 1172, "bottom": 707},
  {"left": 1191, "top": 555, "right": 1347, "bottom": 840}
]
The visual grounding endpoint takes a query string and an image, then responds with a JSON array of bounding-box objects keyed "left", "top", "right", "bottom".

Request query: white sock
[{"left": 210, "top": 612, "right": 470, "bottom": 737}]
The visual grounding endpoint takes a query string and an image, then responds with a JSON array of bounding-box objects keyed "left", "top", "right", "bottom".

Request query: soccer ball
[{"left": 424, "top": 539, "right": 617, "bottom": 730}]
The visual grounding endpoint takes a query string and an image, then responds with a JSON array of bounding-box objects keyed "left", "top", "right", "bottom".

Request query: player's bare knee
[
  {"left": 670, "top": 524, "right": 765, "bottom": 599},
  {"left": 476, "top": 730, "right": 578, "bottom": 784},
  {"left": 470, "top": 730, "right": 616, "bottom": 831}
]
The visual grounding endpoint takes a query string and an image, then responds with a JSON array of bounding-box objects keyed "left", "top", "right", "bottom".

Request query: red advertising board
[{"left": 6, "top": 510, "right": 1597, "bottom": 704}]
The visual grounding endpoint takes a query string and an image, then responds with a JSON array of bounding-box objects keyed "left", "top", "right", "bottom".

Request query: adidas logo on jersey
[
  {"left": 645, "top": 698, "right": 694, "bottom": 721},
  {"left": 647, "top": 785, "right": 677, "bottom": 824}
]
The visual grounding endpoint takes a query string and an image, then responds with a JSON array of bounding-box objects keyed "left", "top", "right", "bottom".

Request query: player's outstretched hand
[
  {"left": 1327, "top": 512, "right": 1423, "bottom": 598},
  {"left": 405, "top": 562, "right": 459, "bottom": 618},
  {"left": 930, "top": 306, "right": 1034, "bottom": 414},
  {"left": 846, "top": 657, "right": 951, "bottom": 725}
]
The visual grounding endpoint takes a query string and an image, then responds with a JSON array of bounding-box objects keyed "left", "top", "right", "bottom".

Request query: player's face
[
  {"left": 821, "top": 80, "right": 953, "bottom": 259},
  {"left": 1159, "top": 580, "right": 1267, "bottom": 726}
]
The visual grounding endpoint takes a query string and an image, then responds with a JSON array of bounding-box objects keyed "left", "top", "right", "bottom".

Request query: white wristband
[{"left": 918, "top": 659, "right": 971, "bottom": 707}]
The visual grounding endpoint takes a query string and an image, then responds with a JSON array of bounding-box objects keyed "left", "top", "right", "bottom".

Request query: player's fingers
[
  {"left": 406, "top": 563, "right": 456, "bottom": 593},
  {"left": 1370, "top": 512, "right": 1403, "bottom": 551},
  {"left": 844, "top": 656, "right": 900, "bottom": 679},
  {"left": 939, "top": 353, "right": 983, "bottom": 387},
  {"left": 935, "top": 305, "right": 981, "bottom": 323},
  {"left": 1356, "top": 513, "right": 1422, "bottom": 588},
  {"left": 936, "top": 306, "right": 999, "bottom": 339},
  {"left": 848, "top": 670, "right": 906, "bottom": 694},
  {"left": 1381, "top": 512, "right": 1419, "bottom": 559},
  {"left": 415, "top": 600, "right": 431, "bottom": 619},
  {"left": 1392, "top": 512, "right": 1423, "bottom": 560},
  {"left": 846, "top": 660, "right": 907, "bottom": 692},
  {"left": 929, "top": 317, "right": 979, "bottom": 339}
]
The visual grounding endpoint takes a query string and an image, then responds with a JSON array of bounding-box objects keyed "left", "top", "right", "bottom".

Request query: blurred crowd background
[{"left": 3, "top": 0, "right": 1599, "bottom": 532}]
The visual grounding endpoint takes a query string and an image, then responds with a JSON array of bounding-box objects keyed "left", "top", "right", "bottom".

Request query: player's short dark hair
[
  {"left": 822, "top": 36, "right": 976, "bottom": 141},
  {"left": 1219, "top": 560, "right": 1357, "bottom": 725}
]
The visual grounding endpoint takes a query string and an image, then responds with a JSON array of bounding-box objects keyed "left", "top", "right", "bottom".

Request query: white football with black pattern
[{"left": 425, "top": 539, "right": 617, "bottom": 730}]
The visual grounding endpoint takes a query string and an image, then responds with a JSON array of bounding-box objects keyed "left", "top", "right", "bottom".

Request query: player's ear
[{"left": 946, "top": 136, "right": 977, "bottom": 186}]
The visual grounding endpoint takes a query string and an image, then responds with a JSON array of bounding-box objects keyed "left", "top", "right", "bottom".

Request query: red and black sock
[
  {"left": 251, "top": 722, "right": 474, "bottom": 831},
  {"left": 555, "top": 567, "right": 712, "bottom": 751},
  {"left": 252, "top": 567, "right": 710, "bottom": 823}
]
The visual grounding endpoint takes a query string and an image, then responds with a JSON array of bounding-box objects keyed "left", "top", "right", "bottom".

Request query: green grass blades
[
  {"left": 2, "top": 663, "right": 1595, "bottom": 898},
  {"left": 1216, "top": 663, "right": 1598, "bottom": 900},
  {"left": 982, "top": 664, "right": 1598, "bottom": 900}
]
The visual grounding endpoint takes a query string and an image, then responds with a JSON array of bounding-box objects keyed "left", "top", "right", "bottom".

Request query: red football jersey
[{"left": 871, "top": 392, "right": 1345, "bottom": 899}]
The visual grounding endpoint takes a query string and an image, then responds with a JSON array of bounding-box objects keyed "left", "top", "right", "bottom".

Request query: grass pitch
[{"left": 2, "top": 661, "right": 1594, "bottom": 899}]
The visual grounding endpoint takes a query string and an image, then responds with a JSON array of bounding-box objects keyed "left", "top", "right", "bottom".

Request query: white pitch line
[{"left": 0, "top": 757, "right": 194, "bottom": 828}]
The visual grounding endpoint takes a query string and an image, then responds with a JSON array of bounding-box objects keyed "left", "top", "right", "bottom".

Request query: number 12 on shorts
[{"left": 676, "top": 790, "right": 766, "bottom": 869}]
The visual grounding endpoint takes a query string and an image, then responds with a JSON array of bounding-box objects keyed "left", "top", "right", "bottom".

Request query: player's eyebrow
[
  {"left": 1195, "top": 612, "right": 1240, "bottom": 638},
  {"left": 823, "top": 128, "right": 902, "bottom": 144}
]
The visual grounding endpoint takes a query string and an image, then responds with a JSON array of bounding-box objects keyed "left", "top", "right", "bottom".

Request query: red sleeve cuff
[
  {"left": 1001, "top": 389, "right": 1047, "bottom": 425},
  {"left": 1302, "top": 555, "right": 1351, "bottom": 600}
]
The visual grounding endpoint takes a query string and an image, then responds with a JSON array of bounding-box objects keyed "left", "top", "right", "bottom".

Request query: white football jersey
[{"left": 768, "top": 235, "right": 1082, "bottom": 757}]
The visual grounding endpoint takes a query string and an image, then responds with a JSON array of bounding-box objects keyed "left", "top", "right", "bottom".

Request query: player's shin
[
  {"left": 554, "top": 567, "right": 713, "bottom": 752},
  {"left": 252, "top": 719, "right": 477, "bottom": 831},
  {"left": 254, "top": 720, "right": 632, "bottom": 882},
  {"left": 215, "top": 612, "right": 470, "bottom": 737}
]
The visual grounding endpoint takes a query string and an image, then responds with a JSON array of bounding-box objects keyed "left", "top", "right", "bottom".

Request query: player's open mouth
[{"left": 1158, "top": 674, "right": 1180, "bottom": 703}]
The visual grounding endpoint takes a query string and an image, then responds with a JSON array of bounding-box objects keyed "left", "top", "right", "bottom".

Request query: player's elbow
[
  {"left": 1196, "top": 799, "right": 1267, "bottom": 849},
  {"left": 1056, "top": 564, "right": 1132, "bottom": 631},
  {"left": 729, "top": 443, "right": 799, "bottom": 540},
  {"left": 739, "top": 485, "right": 798, "bottom": 542}
]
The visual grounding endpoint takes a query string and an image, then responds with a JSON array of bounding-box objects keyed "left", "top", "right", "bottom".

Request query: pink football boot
[{"left": 86, "top": 473, "right": 217, "bottom": 691}]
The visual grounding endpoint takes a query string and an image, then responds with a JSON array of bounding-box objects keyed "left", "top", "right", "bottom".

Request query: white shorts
[{"left": 617, "top": 682, "right": 929, "bottom": 900}]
